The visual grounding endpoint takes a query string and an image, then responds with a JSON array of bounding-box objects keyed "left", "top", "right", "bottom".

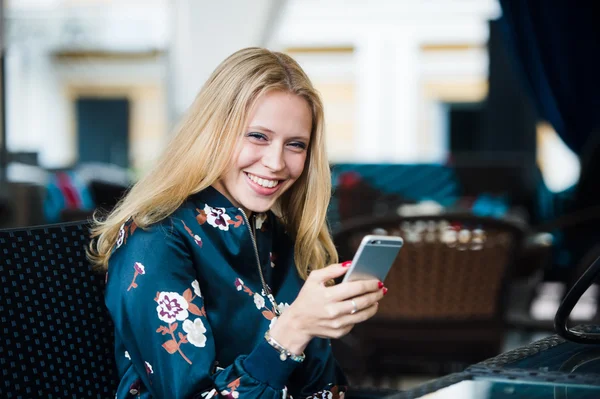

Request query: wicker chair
[
  {"left": 332, "top": 213, "right": 526, "bottom": 378},
  {"left": 0, "top": 221, "right": 119, "bottom": 398}
]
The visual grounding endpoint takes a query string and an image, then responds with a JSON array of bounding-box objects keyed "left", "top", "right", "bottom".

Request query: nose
[{"left": 261, "top": 144, "right": 285, "bottom": 172}]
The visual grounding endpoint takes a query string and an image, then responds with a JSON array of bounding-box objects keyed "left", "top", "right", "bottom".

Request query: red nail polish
[
  {"left": 383, "top": 287, "right": 388, "bottom": 295},
  {"left": 378, "top": 281, "right": 384, "bottom": 289},
  {"left": 341, "top": 261, "right": 352, "bottom": 267}
]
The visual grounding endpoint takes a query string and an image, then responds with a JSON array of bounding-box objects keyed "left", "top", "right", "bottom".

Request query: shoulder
[
  {"left": 108, "top": 217, "right": 191, "bottom": 272},
  {"left": 115, "top": 216, "right": 181, "bottom": 247}
]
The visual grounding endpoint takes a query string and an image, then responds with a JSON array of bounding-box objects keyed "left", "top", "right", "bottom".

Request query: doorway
[{"left": 76, "top": 97, "right": 129, "bottom": 168}]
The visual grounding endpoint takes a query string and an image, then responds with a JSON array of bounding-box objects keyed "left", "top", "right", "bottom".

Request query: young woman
[{"left": 89, "top": 47, "right": 387, "bottom": 399}]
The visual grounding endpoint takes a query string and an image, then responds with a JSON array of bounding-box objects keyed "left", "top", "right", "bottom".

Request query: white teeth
[{"left": 247, "top": 173, "right": 279, "bottom": 188}]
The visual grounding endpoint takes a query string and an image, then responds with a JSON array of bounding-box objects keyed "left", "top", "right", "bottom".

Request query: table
[{"left": 390, "top": 325, "right": 600, "bottom": 399}]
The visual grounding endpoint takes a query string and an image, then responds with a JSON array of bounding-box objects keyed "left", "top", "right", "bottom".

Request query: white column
[
  {"left": 354, "top": 26, "right": 420, "bottom": 162},
  {"left": 6, "top": 44, "right": 71, "bottom": 168},
  {"left": 354, "top": 30, "right": 385, "bottom": 161},
  {"left": 167, "top": 0, "right": 280, "bottom": 123}
]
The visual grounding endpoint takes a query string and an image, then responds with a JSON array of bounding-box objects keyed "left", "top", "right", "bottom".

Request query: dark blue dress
[{"left": 105, "top": 186, "right": 347, "bottom": 398}]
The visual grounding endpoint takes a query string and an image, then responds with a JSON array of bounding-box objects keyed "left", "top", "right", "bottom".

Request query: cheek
[
  {"left": 235, "top": 145, "right": 261, "bottom": 169},
  {"left": 288, "top": 154, "right": 308, "bottom": 180}
]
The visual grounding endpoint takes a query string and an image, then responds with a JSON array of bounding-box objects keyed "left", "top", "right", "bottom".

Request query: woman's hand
[{"left": 269, "top": 262, "right": 386, "bottom": 354}]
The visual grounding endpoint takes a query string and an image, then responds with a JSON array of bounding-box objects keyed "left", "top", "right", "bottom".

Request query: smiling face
[{"left": 212, "top": 90, "right": 313, "bottom": 216}]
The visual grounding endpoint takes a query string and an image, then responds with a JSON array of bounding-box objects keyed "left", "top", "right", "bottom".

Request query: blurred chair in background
[
  {"left": 0, "top": 162, "right": 131, "bottom": 228},
  {"left": 44, "top": 170, "right": 95, "bottom": 223},
  {"left": 0, "top": 192, "right": 10, "bottom": 227},
  {"left": 1, "top": 160, "right": 49, "bottom": 228},
  {"left": 506, "top": 219, "right": 600, "bottom": 334},
  {"left": 75, "top": 162, "right": 132, "bottom": 214},
  {"left": 328, "top": 164, "right": 459, "bottom": 235},
  {"left": 331, "top": 213, "right": 526, "bottom": 381},
  {"left": 1, "top": 182, "right": 47, "bottom": 228},
  {"left": 53, "top": 163, "right": 132, "bottom": 223}
]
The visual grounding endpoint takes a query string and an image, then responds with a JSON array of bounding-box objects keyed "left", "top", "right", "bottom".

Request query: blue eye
[
  {"left": 289, "top": 142, "right": 307, "bottom": 150},
  {"left": 247, "top": 132, "right": 267, "bottom": 141}
]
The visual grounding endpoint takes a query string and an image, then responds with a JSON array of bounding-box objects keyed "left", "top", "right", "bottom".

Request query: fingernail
[
  {"left": 341, "top": 261, "right": 352, "bottom": 267},
  {"left": 378, "top": 281, "right": 384, "bottom": 289},
  {"left": 383, "top": 287, "right": 388, "bottom": 295}
]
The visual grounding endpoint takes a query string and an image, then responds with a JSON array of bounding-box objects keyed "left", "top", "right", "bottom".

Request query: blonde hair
[{"left": 88, "top": 47, "right": 338, "bottom": 279}]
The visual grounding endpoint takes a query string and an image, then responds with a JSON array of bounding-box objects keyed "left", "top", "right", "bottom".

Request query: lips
[
  {"left": 245, "top": 172, "right": 281, "bottom": 189},
  {"left": 244, "top": 172, "right": 285, "bottom": 196}
]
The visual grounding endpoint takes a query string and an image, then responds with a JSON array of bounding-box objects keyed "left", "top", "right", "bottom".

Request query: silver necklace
[{"left": 239, "top": 210, "right": 281, "bottom": 316}]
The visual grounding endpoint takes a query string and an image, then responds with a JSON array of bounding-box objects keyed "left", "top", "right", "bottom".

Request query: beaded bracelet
[{"left": 264, "top": 330, "right": 306, "bottom": 363}]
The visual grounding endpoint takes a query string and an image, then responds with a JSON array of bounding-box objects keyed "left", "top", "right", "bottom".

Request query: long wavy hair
[{"left": 88, "top": 47, "right": 338, "bottom": 279}]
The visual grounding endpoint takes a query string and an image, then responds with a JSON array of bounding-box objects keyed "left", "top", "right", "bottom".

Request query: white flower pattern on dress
[
  {"left": 204, "top": 204, "right": 231, "bottom": 231},
  {"left": 253, "top": 293, "right": 265, "bottom": 310},
  {"left": 220, "top": 389, "right": 239, "bottom": 398},
  {"left": 183, "top": 318, "right": 207, "bottom": 347},
  {"left": 269, "top": 302, "right": 291, "bottom": 329},
  {"left": 192, "top": 280, "right": 202, "bottom": 297},
  {"left": 307, "top": 391, "right": 333, "bottom": 399},
  {"left": 128, "top": 262, "right": 145, "bottom": 291},
  {"left": 116, "top": 223, "right": 126, "bottom": 248},
  {"left": 124, "top": 351, "right": 131, "bottom": 360},
  {"left": 255, "top": 213, "right": 267, "bottom": 230},
  {"left": 201, "top": 389, "right": 218, "bottom": 399},
  {"left": 155, "top": 292, "right": 189, "bottom": 323},
  {"left": 145, "top": 361, "right": 153, "bottom": 374},
  {"left": 134, "top": 262, "right": 145, "bottom": 275},
  {"left": 235, "top": 278, "right": 244, "bottom": 291}
]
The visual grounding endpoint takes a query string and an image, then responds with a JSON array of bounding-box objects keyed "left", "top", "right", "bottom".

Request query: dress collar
[
  {"left": 191, "top": 185, "right": 271, "bottom": 224},
  {"left": 191, "top": 185, "right": 236, "bottom": 209}
]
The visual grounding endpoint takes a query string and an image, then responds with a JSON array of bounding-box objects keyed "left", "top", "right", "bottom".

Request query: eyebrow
[
  {"left": 249, "top": 125, "right": 276, "bottom": 134},
  {"left": 248, "top": 125, "right": 310, "bottom": 141}
]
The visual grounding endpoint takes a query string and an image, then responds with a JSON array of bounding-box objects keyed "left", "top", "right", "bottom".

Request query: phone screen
[{"left": 342, "top": 235, "right": 403, "bottom": 283}]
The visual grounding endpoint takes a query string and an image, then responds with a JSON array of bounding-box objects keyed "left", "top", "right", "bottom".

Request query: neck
[{"left": 209, "top": 182, "right": 253, "bottom": 218}]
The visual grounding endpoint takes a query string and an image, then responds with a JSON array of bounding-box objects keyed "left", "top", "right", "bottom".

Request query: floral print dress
[{"left": 105, "top": 186, "right": 347, "bottom": 399}]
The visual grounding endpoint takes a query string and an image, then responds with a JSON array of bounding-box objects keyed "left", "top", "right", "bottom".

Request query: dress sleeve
[
  {"left": 105, "top": 221, "right": 300, "bottom": 399},
  {"left": 288, "top": 336, "right": 349, "bottom": 399}
]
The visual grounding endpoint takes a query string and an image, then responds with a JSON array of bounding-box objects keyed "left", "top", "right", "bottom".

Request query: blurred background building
[{"left": 0, "top": 0, "right": 577, "bottom": 179}]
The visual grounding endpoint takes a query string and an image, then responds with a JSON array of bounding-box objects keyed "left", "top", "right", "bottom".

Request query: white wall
[
  {"left": 5, "top": 1, "right": 170, "bottom": 169},
  {"left": 167, "top": 0, "right": 283, "bottom": 121},
  {"left": 269, "top": 0, "right": 501, "bottom": 163}
]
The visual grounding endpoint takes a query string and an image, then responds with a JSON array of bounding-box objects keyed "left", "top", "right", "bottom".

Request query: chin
[{"left": 244, "top": 201, "right": 275, "bottom": 214}]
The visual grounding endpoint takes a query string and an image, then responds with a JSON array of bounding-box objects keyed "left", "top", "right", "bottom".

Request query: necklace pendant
[{"left": 279, "top": 352, "right": 287, "bottom": 361}]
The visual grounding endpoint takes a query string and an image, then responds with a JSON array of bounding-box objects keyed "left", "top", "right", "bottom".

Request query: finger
[
  {"left": 346, "top": 289, "right": 385, "bottom": 314},
  {"left": 322, "top": 288, "right": 384, "bottom": 320},
  {"left": 340, "top": 302, "right": 379, "bottom": 326},
  {"left": 308, "top": 262, "right": 351, "bottom": 283},
  {"left": 326, "top": 279, "right": 382, "bottom": 302},
  {"left": 321, "top": 303, "right": 379, "bottom": 336}
]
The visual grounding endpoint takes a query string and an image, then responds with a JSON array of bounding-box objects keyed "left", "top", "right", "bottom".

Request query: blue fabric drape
[{"left": 498, "top": 0, "right": 600, "bottom": 154}]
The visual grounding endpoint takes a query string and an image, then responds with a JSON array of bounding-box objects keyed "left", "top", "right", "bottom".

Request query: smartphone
[{"left": 341, "top": 235, "right": 404, "bottom": 283}]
